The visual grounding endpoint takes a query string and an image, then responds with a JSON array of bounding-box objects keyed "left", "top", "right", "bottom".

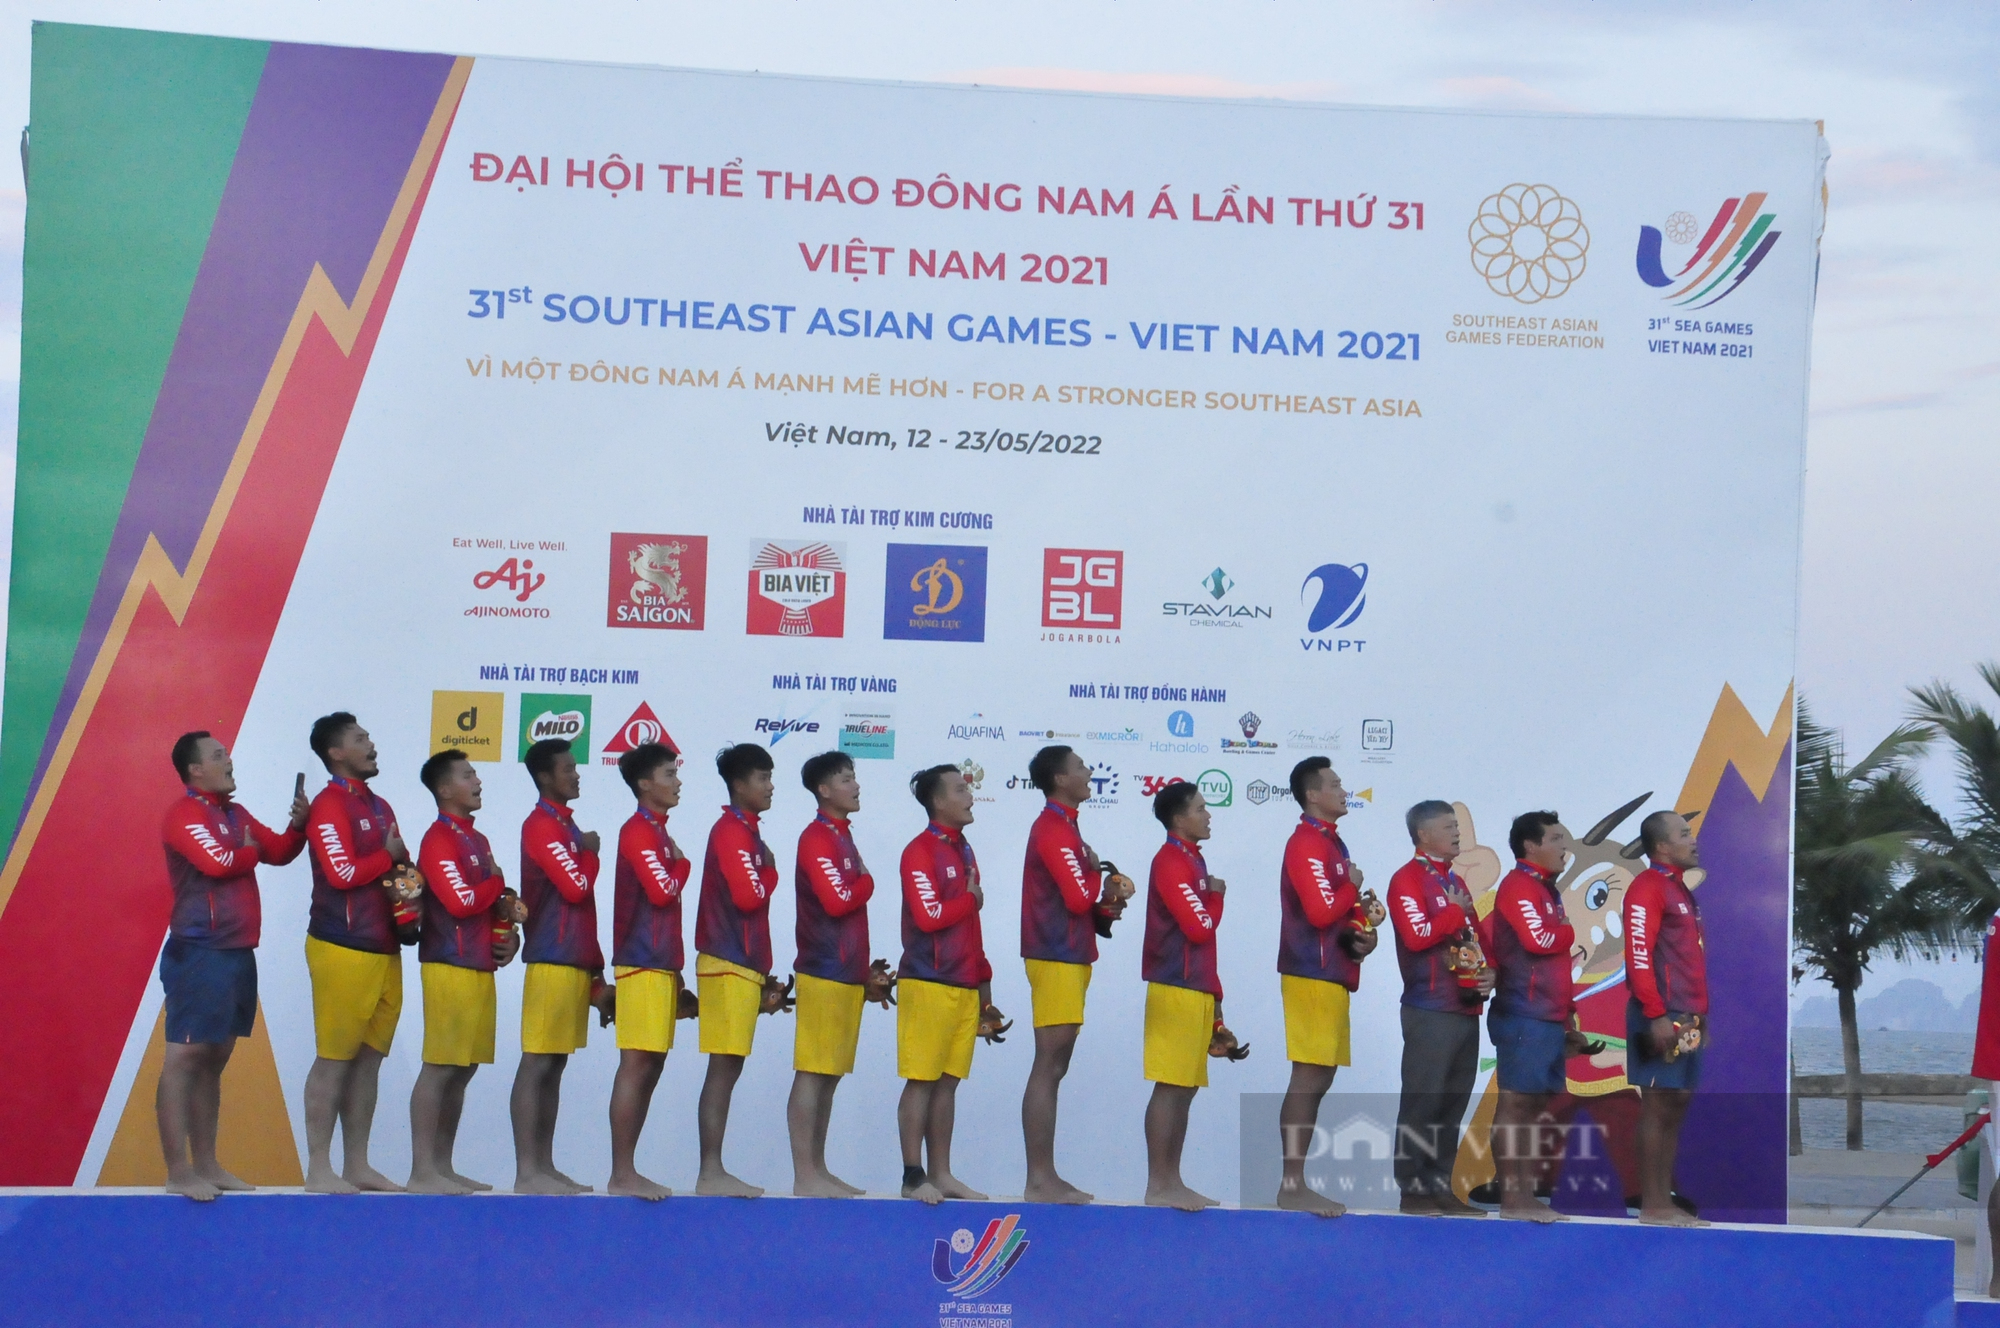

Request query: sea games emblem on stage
[
  {"left": 1636, "top": 193, "right": 1778, "bottom": 308},
  {"left": 608, "top": 533, "right": 707, "bottom": 630},
  {"left": 933, "top": 1213, "right": 1030, "bottom": 1306},
  {"left": 1300, "top": 562, "right": 1368, "bottom": 655},
  {"left": 747, "top": 539, "right": 846, "bottom": 637}
]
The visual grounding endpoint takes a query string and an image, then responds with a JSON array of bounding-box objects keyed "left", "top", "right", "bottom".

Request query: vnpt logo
[
  {"left": 884, "top": 544, "right": 988, "bottom": 642},
  {"left": 747, "top": 539, "right": 846, "bottom": 637},
  {"left": 1042, "top": 549, "right": 1123, "bottom": 628},
  {"left": 1301, "top": 562, "right": 1369, "bottom": 654},
  {"left": 609, "top": 533, "right": 707, "bottom": 630},
  {"left": 1636, "top": 193, "right": 1779, "bottom": 308},
  {"left": 932, "top": 1215, "right": 1029, "bottom": 1299}
]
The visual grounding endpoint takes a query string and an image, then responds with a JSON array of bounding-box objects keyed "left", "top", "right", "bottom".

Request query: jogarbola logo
[
  {"left": 1469, "top": 183, "right": 1589, "bottom": 303},
  {"left": 932, "top": 1215, "right": 1029, "bottom": 1298},
  {"left": 1635, "top": 193, "right": 1778, "bottom": 308}
]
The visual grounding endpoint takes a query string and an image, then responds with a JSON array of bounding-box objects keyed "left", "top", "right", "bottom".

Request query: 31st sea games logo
[
  {"left": 932, "top": 1214, "right": 1029, "bottom": 1303},
  {"left": 1635, "top": 193, "right": 1779, "bottom": 308}
]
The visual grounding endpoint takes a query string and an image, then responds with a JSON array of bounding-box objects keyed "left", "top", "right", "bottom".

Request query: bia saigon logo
[
  {"left": 932, "top": 1215, "right": 1029, "bottom": 1300},
  {"left": 884, "top": 544, "right": 988, "bottom": 642},
  {"left": 608, "top": 533, "right": 707, "bottom": 630},
  {"left": 1635, "top": 193, "right": 1779, "bottom": 308},
  {"left": 1300, "top": 562, "right": 1369, "bottom": 654},
  {"left": 518, "top": 694, "right": 592, "bottom": 760},
  {"left": 747, "top": 539, "right": 846, "bottom": 637},
  {"left": 1041, "top": 549, "right": 1123, "bottom": 640}
]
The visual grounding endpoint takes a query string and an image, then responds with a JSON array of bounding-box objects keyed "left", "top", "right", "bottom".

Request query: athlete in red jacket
[
  {"left": 157, "top": 731, "right": 306, "bottom": 1201},
  {"left": 1625, "top": 809, "right": 1708, "bottom": 1226}
]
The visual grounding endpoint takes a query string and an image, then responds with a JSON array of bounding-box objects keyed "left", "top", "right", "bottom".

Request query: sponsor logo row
[{"left": 465, "top": 534, "right": 1372, "bottom": 648}]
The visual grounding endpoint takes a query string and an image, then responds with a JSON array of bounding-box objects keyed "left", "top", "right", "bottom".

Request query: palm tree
[
  {"left": 1792, "top": 699, "right": 1959, "bottom": 1148},
  {"left": 1908, "top": 665, "right": 2000, "bottom": 928}
]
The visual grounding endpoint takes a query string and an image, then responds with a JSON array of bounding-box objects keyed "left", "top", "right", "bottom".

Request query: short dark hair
[
  {"left": 717, "top": 742, "right": 775, "bottom": 791},
  {"left": 618, "top": 741, "right": 679, "bottom": 794},
  {"left": 800, "top": 750, "right": 854, "bottom": 798},
  {"left": 1639, "top": 810, "right": 1683, "bottom": 855},
  {"left": 309, "top": 712, "right": 359, "bottom": 768},
  {"left": 1289, "top": 756, "right": 1332, "bottom": 807},
  {"left": 525, "top": 738, "right": 572, "bottom": 784},
  {"left": 171, "top": 731, "right": 214, "bottom": 782},
  {"left": 420, "top": 749, "right": 469, "bottom": 795},
  {"left": 910, "top": 763, "right": 960, "bottom": 814},
  {"left": 1509, "top": 810, "right": 1561, "bottom": 859},
  {"left": 1154, "top": 780, "right": 1203, "bottom": 829},
  {"left": 1028, "top": 745, "right": 1074, "bottom": 794},
  {"left": 1405, "top": 799, "right": 1454, "bottom": 844}
]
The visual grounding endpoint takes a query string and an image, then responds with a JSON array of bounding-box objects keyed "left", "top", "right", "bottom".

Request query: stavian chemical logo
[{"left": 1162, "top": 566, "right": 1273, "bottom": 628}]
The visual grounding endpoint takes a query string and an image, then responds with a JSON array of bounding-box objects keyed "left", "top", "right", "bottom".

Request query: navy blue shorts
[
  {"left": 161, "top": 940, "right": 257, "bottom": 1045},
  {"left": 1626, "top": 1000, "right": 1702, "bottom": 1090},
  {"left": 1488, "top": 1012, "right": 1567, "bottom": 1094}
]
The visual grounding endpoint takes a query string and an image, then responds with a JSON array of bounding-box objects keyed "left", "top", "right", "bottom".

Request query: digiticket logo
[
  {"left": 932, "top": 1215, "right": 1030, "bottom": 1300},
  {"left": 747, "top": 539, "right": 846, "bottom": 637},
  {"left": 431, "top": 690, "right": 504, "bottom": 762},
  {"left": 1300, "top": 562, "right": 1369, "bottom": 654},
  {"left": 1042, "top": 549, "right": 1123, "bottom": 630},
  {"left": 609, "top": 533, "right": 707, "bottom": 630},
  {"left": 884, "top": 543, "right": 987, "bottom": 642},
  {"left": 599, "top": 701, "right": 676, "bottom": 766},
  {"left": 518, "top": 694, "right": 592, "bottom": 760},
  {"left": 1162, "top": 566, "right": 1273, "bottom": 628},
  {"left": 1636, "top": 193, "right": 1779, "bottom": 309}
]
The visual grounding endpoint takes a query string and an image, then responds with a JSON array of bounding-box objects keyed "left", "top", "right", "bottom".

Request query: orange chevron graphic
[{"left": 1675, "top": 681, "right": 1795, "bottom": 823}]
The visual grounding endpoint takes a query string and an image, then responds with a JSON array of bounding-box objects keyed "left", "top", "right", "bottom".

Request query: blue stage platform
[{"left": 0, "top": 1192, "right": 1961, "bottom": 1327}]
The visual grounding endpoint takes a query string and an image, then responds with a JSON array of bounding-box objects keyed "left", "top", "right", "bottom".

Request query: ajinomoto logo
[
  {"left": 883, "top": 543, "right": 987, "bottom": 642},
  {"left": 1635, "top": 193, "right": 1779, "bottom": 308},
  {"left": 1469, "top": 184, "right": 1589, "bottom": 303},
  {"left": 932, "top": 1214, "right": 1029, "bottom": 1300},
  {"left": 519, "top": 693, "right": 592, "bottom": 760},
  {"left": 609, "top": 533, "right": 707, "bottom": 630},
  {"left": 431, "top": 691, "right": 504, "bottom": 762}
]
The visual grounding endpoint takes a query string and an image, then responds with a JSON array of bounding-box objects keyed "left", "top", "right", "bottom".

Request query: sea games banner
[{"left": 0, "top": 23, "right": 1815, "bottom": 1225}]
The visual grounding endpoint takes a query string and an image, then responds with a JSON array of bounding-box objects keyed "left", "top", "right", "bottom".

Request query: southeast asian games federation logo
[
  {"left": 932, "top": 1214, "right": 1029, "bottom": 1297},
  {"left": 1635, "top": 192, "right": 1779, "bottom": 308}
]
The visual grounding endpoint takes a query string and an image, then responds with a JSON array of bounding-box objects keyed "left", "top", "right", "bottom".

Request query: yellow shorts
[
  {"left": 420, "top": 962, "right": 496, "bottom": 1066},
  {"left": 613, "top": 967, "right": 678, "bottom": 1053},
  {"left": 794, "top": 973, "right": 865, "bottom": 1075},
  {"left": 305, "top": 935, "right": 402, "bottom": 1060},
  {"left": 521, "top": 962, "right": 591, "bottom": 1055},
  {"left": 1143, "top": 982, "right": 1215, "bottom": 1088},
  {"left": 697, "top": 952, "right": 764, "bottom": 1057},
  {"left": 897, "top": 978, "right": 978, "bottom": 1082},
  {"left": 1282, "top": 974, "right": 1352, "bottom": 1068},
  {"left": 1026, "top": 959, "right": 1092, "bottom": 1027}
]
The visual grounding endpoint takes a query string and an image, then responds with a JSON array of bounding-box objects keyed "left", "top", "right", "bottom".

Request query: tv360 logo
[
  {"left": 1139, "top": 775, "right": 1188, "bottom": 797},
  {"left": 1042, "top": 549, "right": 1122, "bottom": 628}
]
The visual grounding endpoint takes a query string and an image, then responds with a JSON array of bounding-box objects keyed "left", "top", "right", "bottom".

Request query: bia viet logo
[
  {"left": 1636, "top": 193, "right": 1779, "bottom": 308},
  {"left": 609, "top": 533, "right": 707, "bottom": 630},
  {"left": 1301, "top": 562, "right": 1369, "bottom": 655},
  {"left": 599, "top": 702, "right": 676, "bottom": 766},
  {"left": 747, "top": 539, "right": 846, "bottom": 637},
  {"left": 1042, "top": 549, "right": 1123, "bottom": 628},
  {"left": 932, "top": 1215, "right": 1029, "bottom": 1299}
]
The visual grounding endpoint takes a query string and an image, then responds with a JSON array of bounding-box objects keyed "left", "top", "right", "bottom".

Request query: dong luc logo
[
  {"left": 1301, "top": 563, "right": 1369, "bottom": 654},
  {"left": 932, "top": 1215, "right": 1029, "bottom": 1298}
]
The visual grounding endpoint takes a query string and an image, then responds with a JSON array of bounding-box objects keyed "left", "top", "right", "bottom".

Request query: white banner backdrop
[{"left": 164, "top": 60, "right": 1818, "bottom": 1201}]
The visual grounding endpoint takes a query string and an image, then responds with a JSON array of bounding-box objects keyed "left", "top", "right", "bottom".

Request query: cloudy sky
[{"left": 0, "top": 0, "right": 1992, "bottom": 999}]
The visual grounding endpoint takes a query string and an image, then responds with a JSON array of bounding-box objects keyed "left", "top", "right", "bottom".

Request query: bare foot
[
  {"left": 1024, "top": 1177, "right": 1093, "bottom": 1205},
  {"left": 406, "top": 1171, "right": 471, "bottom": 1195},
  {"left": 1432, "top": 1193, "right": 1487, "bottom": 1218},
  {"left": 1639, "top": 1207, "right": 1709, "bottom": 1227},
  {"left": 542, "top": 1167, "right": 591, "bottom": 1195},
  {"left": 934, "top": 1173, "right": 988, "bottom": 1201},
  {"left": 444, "top": 1170, "right": 493, "bottom": 1192},
  {"left": 165, "top": 1174, "right": 220, "bottom": 1202},
  {"left": 903, "top": 1179, "right": 944, "bottom": 1205},
  {"left": 304, "top": 1164, "right": 359, "bottom": 1195},
  {"left": 197, "top": 1167, "right": 255, "bottom": 1193},
  {"left": 1144, "top": 1183, "right": 1216, "bottom": 1212},
  {"left": 793, "top": 1171, "right": 854, "bottom": 1198},
  {"left": 344, "top": 1164, "right": 405, "bottom": 1193},
  {"left": 1500, "top": 1200, "right": 1568, "bottom": 1223},
  {"left": 1275, "top": 1182, "right": 1346, "bottom": 1217},
  {"left": 696, "top": 1168, "right": 764, "bottom": 1198},
  {"left": 607, "top": 1171, "right": 672, "bottom": 1201},
  {"left": 826, "top": 1170, "right": 866, "bottom": 1196},
  {"left": 514, "top": 1171, "right": 573, "bottom": 1195}
]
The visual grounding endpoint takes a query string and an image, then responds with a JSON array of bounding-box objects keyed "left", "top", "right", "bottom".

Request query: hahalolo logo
[
  {"left": 1635, "top": 193, "right": 1779, "bottom": 308},
  {"left": 1469, "top": 183, "right": 1589, "bottom": 303}
]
